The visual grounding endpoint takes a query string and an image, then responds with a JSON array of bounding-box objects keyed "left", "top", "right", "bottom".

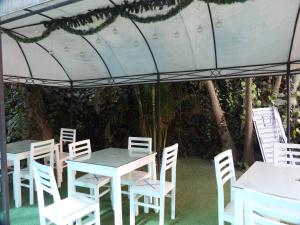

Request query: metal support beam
[
  {"left": 0, "top": 0, "right": 85, "bottom": 25},
  {"left": 156, "top": 73, "right": 161, "bottom": 169},
  {"left": 70, "top": 81, "right": 74, "bottom": 128},
  {"left": 207, "top": 3, "right": 218, "bottom": 69},
  {"left": 286, "top": 63, "right": 291, "bottom": 142},
  {"left": 0, "top": 32, "right": 10, "bottom": 225}
]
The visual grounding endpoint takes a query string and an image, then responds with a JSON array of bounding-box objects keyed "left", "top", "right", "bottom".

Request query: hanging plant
[{"left": 0, "top": 0, "right": 247, "bottom": 43}]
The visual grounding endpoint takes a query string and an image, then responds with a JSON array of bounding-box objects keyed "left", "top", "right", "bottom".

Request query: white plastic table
[
  {"left": 7, "top": 140, "right": 39, "bottom": 208},
  {"left": 233, "top": 161, "right": 300, "bottom": 224},
  {"left": 67, "top": 147, "right": 157, "bottom": 225}
]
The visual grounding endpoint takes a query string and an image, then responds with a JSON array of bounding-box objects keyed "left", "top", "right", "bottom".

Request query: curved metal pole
[
  {"left": 287, "top": 63, "right": 291, "bottom": 142},
  {"left": 29, "top": 10, "right": 114, "bottom": 83},
  {"left": 11, "top": 31, "right": 72, "bottom": 82},
  {"left": 0, "top": 0, "right": 85, "bottom": 26},
  {"left": 179, "top": 13, "right": 197, "bottom": 68},
  {"left": 109, "top": 0, "right": 161, "bottom": 166},
  {"left": 99, "top": 37, "right": 127, "bottom": 75},
  {"left": 286, "top": 3, "right": 300, "bottom": 141},
  {"left": 15, "top": 41, "right": 33, "bottom": 78},
  {"left": 81, "top": 36, "right": 114, "bottom": 82},
  {"left": 207, "top": 3, "right": 218, "bottom": 69},
  {"left": 0, "top": 32, "right": 10, "bottom": 225}
]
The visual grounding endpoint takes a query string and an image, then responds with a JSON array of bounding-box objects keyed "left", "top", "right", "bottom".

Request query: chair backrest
[
  {"left": 30, "top": 139, "right": 55, "bottom": 175},
  {"left": 244, "top": 189, "right": 300, "bottom": 225},
  {"left": 214, "top": 150, "right": 236, "bottom": 216},
  {"left": 253, "top": 107, "right": 287, "bottom": 163},
  {"left": 32, "top": 160, "right": 61, "bottom": 220},
  {"left": 159, "top": 143, "right": 178, "bottom": 194},
  {"left": 128, "top": 137, "right": 152, "bottom": 154},
  {"left": 59, "top": 128, "right": 76, "bottom": 152},
  {"left": 68, "top": 139, "right": 91, "bottom": 161},
  {"left": 274, "top": 143, "right": 300, "bottom": 165}
]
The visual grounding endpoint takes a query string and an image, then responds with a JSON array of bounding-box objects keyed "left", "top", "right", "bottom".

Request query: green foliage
[
  {"left": 2, "top": 0, "right": 248, "bottom": 43},
  {"left": 4, "top": 84, "right": 26, "bottom": 142},
  {"left": 5, "top": 75, "right": 300, "bottom": 160}
]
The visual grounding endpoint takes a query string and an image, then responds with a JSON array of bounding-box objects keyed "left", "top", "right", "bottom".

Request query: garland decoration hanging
[
  {"left": 124, "top": 0, "right": 194, "bottom": 23},
  {"left": 0, "top": 0, "right": 247, "bottom": 44}
]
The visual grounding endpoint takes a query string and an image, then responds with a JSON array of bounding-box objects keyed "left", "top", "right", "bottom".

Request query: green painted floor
[{"left": 8, "top": 157, "right": 232, "bottom": 225}]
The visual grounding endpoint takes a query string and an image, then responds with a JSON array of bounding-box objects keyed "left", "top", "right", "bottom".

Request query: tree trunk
[
  {"left": 272, "top": 76, "right": 282, "bottom": 98},
  {"left": 133, "top": 86, "right": 147, "bottom": 136},
  {"left": 242, "top": 78, "right": 255, "bottom": 164},
  {"left": 204, "top": 80, "right": 238, "bottom": 161},
  {"left": 290, "top": 75, "right": 300, "bottom": 106},
  {"left": 24, "top": 86, "right": 53, "bottom": 140}
]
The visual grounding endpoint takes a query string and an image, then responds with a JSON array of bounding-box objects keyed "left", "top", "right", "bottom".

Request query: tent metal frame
[{"left": 1, "top": 0, "right": 300, "bottom": 224}]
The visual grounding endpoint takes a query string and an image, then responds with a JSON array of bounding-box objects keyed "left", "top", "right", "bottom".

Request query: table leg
[
  {"left": 151, "top": 158, "right": 159, "bottom": 213},
  {"left": 13, "top": 159, "right": 21, "bottom": 208},
  {"left": 233, "top": 188, "right": 244, "bottom": 225},
  {"left": 112, "top": 175, "right": 123, "bottom": 225},
  {"left": 67, "top": 165, "right": 76, "bottom": 198}
]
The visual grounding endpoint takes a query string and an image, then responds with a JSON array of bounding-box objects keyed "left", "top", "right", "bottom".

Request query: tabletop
[
  {"left": 7, "top": 140, "right": 39, "bottom": 154},
  {"left": 69, "top": 147, "right": 153, "bottom": 168},
  {"left": 233, "top": 161, "right": 300, "bottom": 201}
]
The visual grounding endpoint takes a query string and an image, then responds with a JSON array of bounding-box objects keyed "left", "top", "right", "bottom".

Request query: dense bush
[{"left": 4, "top": 76, "right": 299, "bottom": 161}]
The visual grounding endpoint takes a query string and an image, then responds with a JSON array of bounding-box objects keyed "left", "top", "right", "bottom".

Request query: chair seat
[
  {"left": 74, "top": 173, "right": 111, "bottom": 189},
  {"left": 121, "top": 170, "right": 151, "bottom": 186},
  {"left": 44, "top": 195, "right": 98, "bottom": 223},
  {"left": 130, "top": 179, "right": 173, "bottom": 197},
  {"left": 224, "top": 200, "right": 234, "bottom": 223}
]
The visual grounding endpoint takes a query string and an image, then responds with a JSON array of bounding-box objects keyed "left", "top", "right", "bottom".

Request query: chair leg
[
  {"left": 39, "top": 216, "right": 47, "bottom": 225},
  {"left": 56, "top": 163, "right": 62, "bottom": 188},
  {"left": 159, "top": 197, "right": 165, "bottom": 225},
  {"left": 130, "top": 192, "right": 136, "bottom": 225},
  {"left": 29, "top": 178, "right": 34, "bottom": 205},
  {"left": 135, "top": 196, "right": 139, "bottom": 217},
  {"left": 110, "top": 180, "right": 114, "bottom": 211},
  {"left": 144, "top": 196, "right": 149, "bottom": 214},
  {"left": 171, "top": 189, "right": 176, "bottom": 219},
  {"left": 154, "top": 197, "right": 159, "bottom": 213},
  {"left": 94, "top": 187, "right": 99, "bottom": 200},
  {"left": 95, "top": 205, "right": 101, "bottom": 225}
]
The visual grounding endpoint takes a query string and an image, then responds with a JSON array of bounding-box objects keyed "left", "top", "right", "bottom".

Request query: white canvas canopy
[
  {"left": 1, "top": 0, "right": 300, "bottom": 88},
  {"left": 0, "top": 1, "right": 299, "bottom": 223}
]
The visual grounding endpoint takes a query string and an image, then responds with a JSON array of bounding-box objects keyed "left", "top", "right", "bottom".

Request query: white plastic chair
[
  {"left": 32, "top": 160, "right": 100, "bottom": 225},
  {"left": 274, "top": 143, "right": 300, "bottom": 165},
  {"left": 121, "top": 137, "right": 153, "bottom": 194},
  {"left": 244, "top": 189, "right": 300, "bottom": 225},
  {"left": 56, "top": 128, "right": 76, "bottom": 187},
  {"left": 129, "top": 143, "right": 178, "bottom": 225},
  {"left": 68, "top": 139, "right": 111, "bottom": 200},
  {"left": 214, "top": 149, "right": 236, "bottom": 225},
  {"left": 253, "top": 107, "right": 287, "bottom": 163},
  {"left": 20, "top": 139, "right": 55, "bottom": 205}
]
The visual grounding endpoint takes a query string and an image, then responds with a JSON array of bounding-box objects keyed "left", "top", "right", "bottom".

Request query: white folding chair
[
  {"left": 253, "top": 107, "right": 287, "bottom": 163},
  {"left": 244, "top": 189, "right": 300, "bottom": 225},
  {"left": 121, "top": 137, "right": 153, "bottom": 194},
  {"left": 32, "top": 160, "right": 100, "bottom": 225},
  {"left": 274, "top": 143, "right": 300, "bottom": 165},
  {"left": 214, "top": 149, "right": 236, "bottom": 225},
  {"left": 129, "top": 143, "right": 178, "bottom": 225},
  {"left": 56, "top": 128, "right": 76, "bottom": 188},
  {"left": 68, "top": 139, "right": 111, "bottom": 200},
  {"left": 20, "top": 139, "right": 55, "bottom": 205}
]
